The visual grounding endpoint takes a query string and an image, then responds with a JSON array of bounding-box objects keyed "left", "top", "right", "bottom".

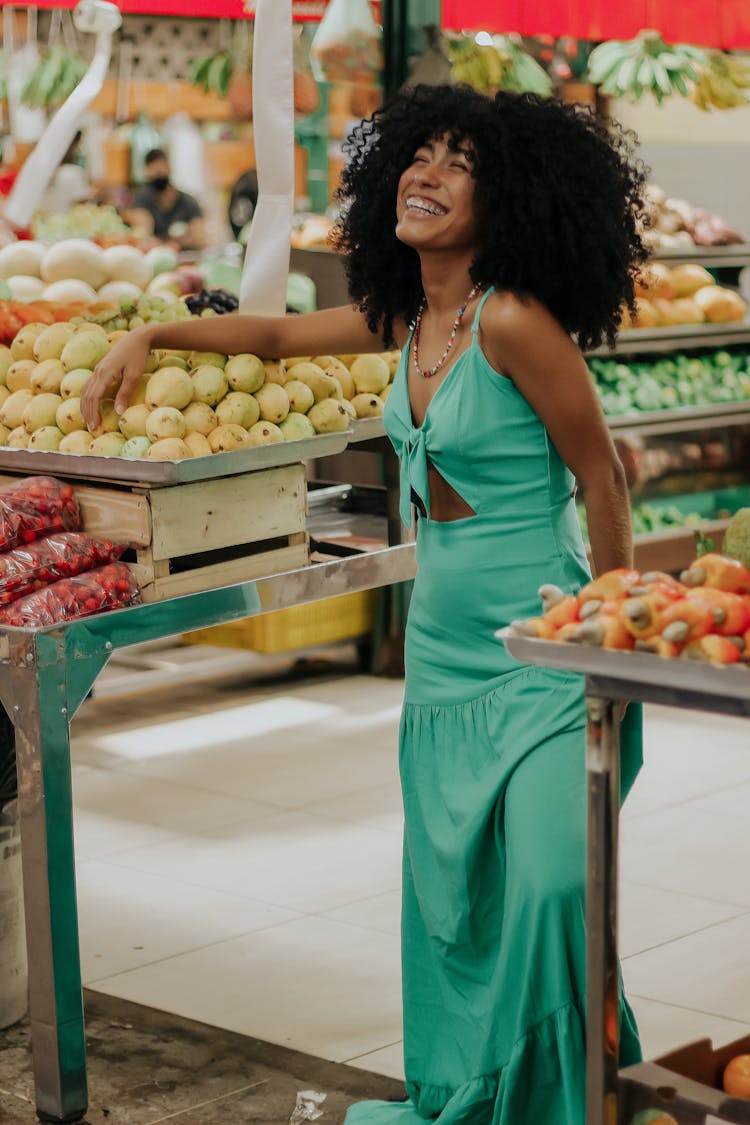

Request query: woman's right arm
[{"left": 81, "top": 304, "right": 386, "bottom": 428}]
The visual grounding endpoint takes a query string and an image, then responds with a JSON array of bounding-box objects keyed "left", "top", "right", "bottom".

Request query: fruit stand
[
  {"left": 499, "top": 629, "right": 750, "bottom": 1124},
  {"left": 0, "top": 430, "right": 416, "bottom": 1123}
]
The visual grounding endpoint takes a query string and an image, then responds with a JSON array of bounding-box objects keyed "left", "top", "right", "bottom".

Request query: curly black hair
[{"left": 336, "top": 84, "right": 649, "bottom": 351}]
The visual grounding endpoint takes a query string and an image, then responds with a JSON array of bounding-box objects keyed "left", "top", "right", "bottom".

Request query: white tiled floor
[{"left": 69, "top": 661, "right": 750, "bottom": 1082}]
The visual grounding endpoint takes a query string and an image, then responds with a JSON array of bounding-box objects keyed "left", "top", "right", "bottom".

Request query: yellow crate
[{"left": 182, "top": 589, "right": 378, "bottom": 654}]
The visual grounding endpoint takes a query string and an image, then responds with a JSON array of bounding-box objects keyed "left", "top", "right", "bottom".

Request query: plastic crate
[{"left": 182, "top": 589, "right": 378, "bottom": 654}]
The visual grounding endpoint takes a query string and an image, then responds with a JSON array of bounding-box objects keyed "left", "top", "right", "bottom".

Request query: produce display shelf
[
  {"left": 349, "top": 417, "right": 388, "bottom": 444},
  {"left": 0, "top": 432, "right": 351, "bottom": 486},
  {"left": 631, "top": 519, "right": 729, "bottom": 574},
  {"left": 497, "top": 626, "right": 750, "bottom": 1124},
  {"left": 7, "top": 539, "right": 418, "bottom": 1124},
  {"left": 652, "top": 244, "right": 750, "bottom": 268},
  {"left": 607, "top": 401, "right": 750, "bottom": 437},
  {"left": 586, "top": 322, "right": 750, "bottom": 359}
]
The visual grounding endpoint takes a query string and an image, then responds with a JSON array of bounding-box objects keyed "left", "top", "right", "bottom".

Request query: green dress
[{"left": 345, "top": 289, "right": 643, "bottom": 1124}]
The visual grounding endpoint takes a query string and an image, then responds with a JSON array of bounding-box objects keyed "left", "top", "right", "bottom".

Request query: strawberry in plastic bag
[
  {"left": 0, "top": 476, "right": 80, "bottom": 553},
  {"left": 0, "top": 532, "right": 125, "bottom": 606},
  {"left": 0, "top": 563, "right": 140, "bottom": 628}
]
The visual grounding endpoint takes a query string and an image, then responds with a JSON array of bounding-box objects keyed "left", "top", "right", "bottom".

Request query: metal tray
[
  {"left": 349, "top": 418, "right": 387, "bottom": 443},
  {"left": 0, "top": 431, "right": 350, "bottom": 487},
  {"left": 497, "top": 626, "right": 750, "bottom": 704}
]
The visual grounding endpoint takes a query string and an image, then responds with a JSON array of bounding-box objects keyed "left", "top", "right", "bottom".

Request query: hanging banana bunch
[
  {"left": 191, "top": 51, "right": 235, "bottom": 99},
  {"left": 446, "top": 34, "right": 552, "bottom": 98},
  {"left": 587, "top": 30, "right": 707, "bottom": 104},
  {"left": 691, "top": 52, "right": 750, "bottom": 110},
  {"left": 21, "top": 45, "right": 88, "bottom": 109}
]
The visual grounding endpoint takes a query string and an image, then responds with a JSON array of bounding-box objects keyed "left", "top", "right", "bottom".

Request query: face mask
[{"left": 148, "top": 176, "right": 169, "bottom": 192}]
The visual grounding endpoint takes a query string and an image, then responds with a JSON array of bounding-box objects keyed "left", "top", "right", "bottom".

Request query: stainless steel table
[
  {"left": 500, "top": 630, "right": 750, "bottom": 1125},
  {"left": 9, "top": 543, "right": 417, "bottom": 1123}
]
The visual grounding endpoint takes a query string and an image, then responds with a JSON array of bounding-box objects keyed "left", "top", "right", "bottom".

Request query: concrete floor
[{"left": 0, "top": 990, "right": 406, "bottom": 1124}]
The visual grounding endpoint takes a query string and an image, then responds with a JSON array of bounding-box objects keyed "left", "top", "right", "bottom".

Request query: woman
[{"left": 82, "top": 85, "right": 648, "bottom": 1124}]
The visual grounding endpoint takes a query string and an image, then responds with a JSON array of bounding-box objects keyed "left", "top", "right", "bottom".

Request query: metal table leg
[
  {"left": 586, "top": 694, "right": 621, "bottom": 1125},
  {"left": 0, "top": 630, "right": 108, "bottom": 1123}
]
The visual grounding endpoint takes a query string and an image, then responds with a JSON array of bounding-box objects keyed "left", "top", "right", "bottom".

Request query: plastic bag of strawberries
[
  {"left": 0, "top": 563, "right": 141, "bottom": 628},
  {"left": 0, "top": 532, "right": 125, "bottom": 606},
  {"left": 0, "top": 477, "right": 80, "bottom": 552}
]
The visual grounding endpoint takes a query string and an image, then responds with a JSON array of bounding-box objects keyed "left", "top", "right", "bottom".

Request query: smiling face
[{"left": 395, "top": 133, "right": 479, "bottom": 253}]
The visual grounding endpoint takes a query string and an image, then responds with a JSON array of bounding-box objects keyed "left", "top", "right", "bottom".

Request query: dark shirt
[{"left": 133, "top": 185, "right": 203, "bottom": 240}]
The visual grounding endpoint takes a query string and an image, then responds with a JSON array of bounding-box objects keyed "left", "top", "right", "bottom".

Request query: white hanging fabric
[
  {"left": 239, "top": 0, "right": 295, "bottom": 317},
  {"left": 4, "top": 0, "right": 122, "bottom": 230}
]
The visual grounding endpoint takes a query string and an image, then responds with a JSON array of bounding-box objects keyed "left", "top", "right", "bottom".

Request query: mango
[
  {"left": 189, "top": 351, "right": 227, "bottom": 369},
  {"left": 60, "top": 368, "right": 92, "bottom": 399},
  {"left": 340, "top": 399, "right": 357, "bottom": 420},
  {"left": 121, "top": 436, "right": 152, "bottom": 459},
  {"left": 156, "top": 354, "right": 189, "bottom": 372},
  {"left": 32, "top": 323, "right": 75, "bottom": 362},
  {"left": 380, "top": 384, "right": 392, "bottom": 403},
  {"left": 0, "top": 390, "right": 34, "bottom": 429},
  {"left": 29, "top": 426, "right": 64, "bottom": 451},
  {"left": 254, "top": 383, "right": 290, "bottom": 424},
  {"left": 263, "top": 361, "right": 287, "bottom": 386},
  {"left": 23, "top": 392, "right": 64, "bottom": 433},
  {"left": 285, "top": 363, "right": 340, "bottom": 403},
  {"left": 118, "top": 404, "right": 151, "bottom": 439},
  {"left": 6, "top": 425, "right": 30, "bottom": 448},
  {"left": 10, "top": 323, "right": 47, "bottom": 362},
  {"left": 351, "top": 393, "right": 385, "bottom": 419},
  {"left": 284, "top": 380, "right": 315, "bottom": 414},
  {"left": 279, "top": 413, "right": 315, "bottom": 441},
  {"left": 183, "top": 431, "right": 213, "bottom": 458},
  {"left": 247, "top": 421, "right": 284, "bottom": 446},
  {"left": 146, "top": 407, "right": 186, "bottom": 442},
  {"left": 191, "top": 364, "right": 228, "bottom": 406},
  {"left": 0, "top": 346, "right": 12, "bottom": 386},
  {"left": 351, "top": 354, "right": 389, "bottom": 395},
  {"left": 182, "top": 401, "right": 218, "bottom": 436},
  {"left": 311, "top": 356, "right": 355, "bottom": 399},
  {"left": 59, "top": 430, "right": 94, "bottom": 455},
  {"left": 74, "top": 323, "right": 107, "bottom": 339},
  {"left": 61, "top": 332, "right": 110, "bottom": 372},
  {"left": 384, "top": 351, "right": 401, "bottom": 379},
  {"left": 89, "top": 433, "right": 127, "bottom": 457},
  {"left": 31, "top": 358, "right": 66, "bottom": 394},
  {"left": 308, "top": 399, "right": 350, "bottom": 434},
  {"left": 225, "top": 354, "right": 265, "bottom": 394},
  {"left": 0, "top": 422, "right": 9, "bottom": 446},
  {"left": 107, "top": 330, "right": 129, "bottom": 345},
  {"left": 147, "top": 438, "right": 192, "bottom": 461},
  {"left": 56, "top": 397, "right": 86, "bottom": 435},
  {"left": 208, "top": 424, "right": 251, "bottom": 453},
  {"left": 6, "top": 360, "right": 36, "bottom": 392},
  {"left": 146, "top": 367, "right": 194, "bottom": 410},
  {"left": 215, "top": 392, "right": 260, "bottom": 430},
  {"left": 89, "top": 400, "right": 120, "bottom": 437}
]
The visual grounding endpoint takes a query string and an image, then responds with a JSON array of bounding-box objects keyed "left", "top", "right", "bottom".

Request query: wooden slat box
[{"left": 0, "top": 464, "right": 309, "bottom": 604}]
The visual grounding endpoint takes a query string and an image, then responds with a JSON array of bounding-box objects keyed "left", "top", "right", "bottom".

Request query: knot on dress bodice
[{"left": 400, "top": 425, "right": 431, "bottom": 527}]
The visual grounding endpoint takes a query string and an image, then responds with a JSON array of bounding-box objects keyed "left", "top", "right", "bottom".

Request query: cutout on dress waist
[{"left": 424, "top": 459, "right": 477, "bottom": 522}]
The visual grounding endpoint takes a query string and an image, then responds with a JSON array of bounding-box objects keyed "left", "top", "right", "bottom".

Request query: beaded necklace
[{"left": 411, "top": 283, "right": 483, "bottom": 380}]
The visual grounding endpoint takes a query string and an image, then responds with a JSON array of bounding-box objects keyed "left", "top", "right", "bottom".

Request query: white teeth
[{"left": 405, "top": 196, "right": 446, "bottom": 216}]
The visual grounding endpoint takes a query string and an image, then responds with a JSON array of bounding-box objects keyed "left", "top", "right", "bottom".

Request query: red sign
[
  {"left": 27, "top": 0, "right": 381, "bottom": 19},
  {"left": 441, "top": 0, "right": 750, "bottom": 47}
]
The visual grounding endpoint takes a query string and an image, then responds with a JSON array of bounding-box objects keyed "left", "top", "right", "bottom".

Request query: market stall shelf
[
  {"left": 0, "top": 432, "right": 350, "bottom": 486},
  {"left": 497, "top": 627, "right": 750, "bottom": 1124},
  {"left": 4, "top": 540, "right": 418, "bottom": 1123}
]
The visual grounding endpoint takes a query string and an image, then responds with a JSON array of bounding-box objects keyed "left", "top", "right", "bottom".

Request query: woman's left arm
[{"left": 484, "top": 295, "right": 632, "bottom": 576}]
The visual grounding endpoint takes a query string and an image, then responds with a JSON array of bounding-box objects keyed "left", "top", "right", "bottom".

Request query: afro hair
[{"left": 336, "top": 84, "right": 649, "bottom": 351}]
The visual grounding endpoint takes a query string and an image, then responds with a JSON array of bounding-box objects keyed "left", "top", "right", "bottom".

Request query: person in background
[
  {"left": 126, "top": 148, "right": 206, "bottom": 250},
  {"left": 38, "top": 130, "right": 91, "bottom": 213}
]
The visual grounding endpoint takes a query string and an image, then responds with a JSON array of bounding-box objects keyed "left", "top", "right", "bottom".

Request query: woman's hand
[{"left": 81, "top": 327, "right": 153, "bottom": 430}]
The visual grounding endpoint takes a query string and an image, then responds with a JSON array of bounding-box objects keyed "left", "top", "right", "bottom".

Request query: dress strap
[{"left": 471, "top": 286, "right": 496, "bottom": 336}]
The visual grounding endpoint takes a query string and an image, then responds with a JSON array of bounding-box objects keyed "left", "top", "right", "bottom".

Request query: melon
[
  {"left": 0, "top": 241, "right": 45, "bottom": 279},
  {"left": 101, "top": 245, "right": 151, "bottom": 289},
  {"left": 41, "top": 239, "right": 107, "bottom": 289},
  {"left": 43, "top": 280, "right": 98, "bottom": 304}
]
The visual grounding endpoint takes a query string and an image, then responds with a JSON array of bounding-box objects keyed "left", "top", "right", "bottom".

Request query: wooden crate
[{"left": 36, "top": 463, "right": 309, "bottom": 603}]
